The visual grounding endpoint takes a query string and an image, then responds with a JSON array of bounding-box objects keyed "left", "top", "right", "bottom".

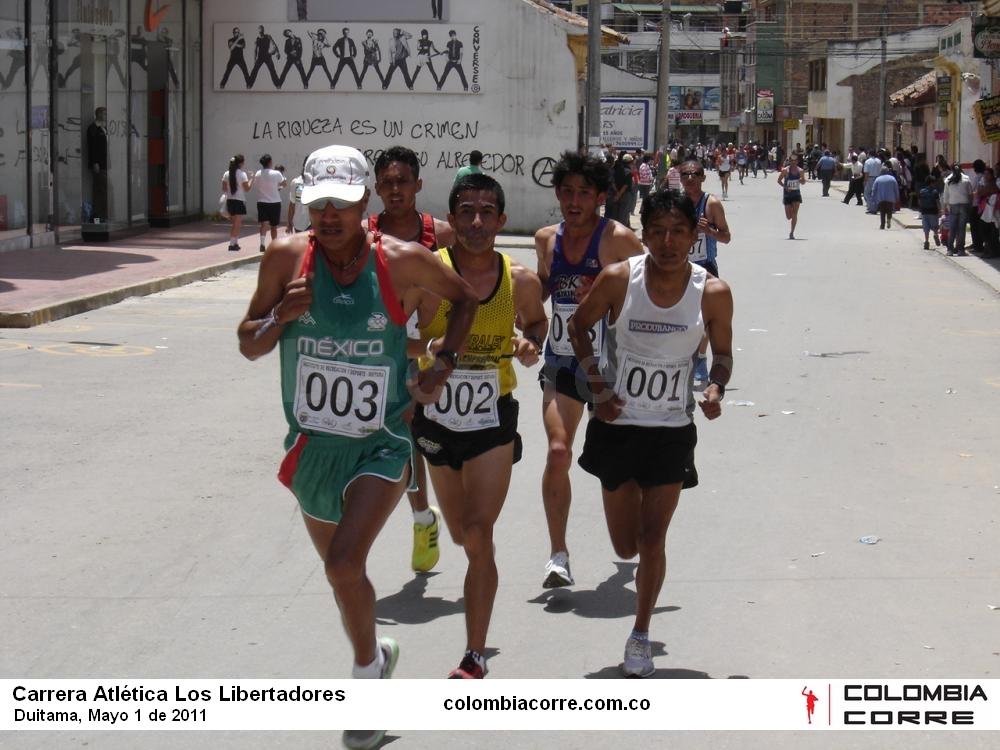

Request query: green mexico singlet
[{"left": 278, "top": 234, "right": 411, "bottom": 442}]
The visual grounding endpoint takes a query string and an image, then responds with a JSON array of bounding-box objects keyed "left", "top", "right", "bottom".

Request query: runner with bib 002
[
  {"left": 569, "top": 189, "right": 734, "bottom": 678},
  {"left": 411, "top": 173, "right": 548, "bottom": 679},
  {"left": 534, "top": 151, "right": 643, "bottom": 589},
  {"left": 237, "top": 144, "right": 478, "bottom": 750}
]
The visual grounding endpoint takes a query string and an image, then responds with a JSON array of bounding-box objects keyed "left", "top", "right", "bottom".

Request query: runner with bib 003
[
  {"left": 237, "top": 144, "right": 478, "bottom": 750},
  {"left": 568, "top": 189, "right": 734, "bottom": 678}
]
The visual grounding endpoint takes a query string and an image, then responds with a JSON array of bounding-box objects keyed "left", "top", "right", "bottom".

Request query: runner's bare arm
[
  {"left": 534, "top": 224, "right": 557, "bottom": 300},
  {"left": 705, "top": 197, "right": 732, "bottom": 244},
  {"left": 568, "top": 262, "right": 630, "bottom": 404},
  {"left": 432, "top": 218, "right": 455, "bottom": 249},
  {"left": 237, "top": 236, "right": 309, "bottom": 360},
  {"left": 604, "top": 220, "right": 644, "bottom": 263},
  {"left": 777, "top": 169, "right": 786, "bottom": 186},
  {"left": 510, "top": 263, "right": 548, "bottom": 367},
  {"left": 699, "top": 277, "right": 734, "bottom": 420}
]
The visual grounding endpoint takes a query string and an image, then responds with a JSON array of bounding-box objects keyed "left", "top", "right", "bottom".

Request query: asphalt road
[{"left": 2, "top": 171, "right": 999, "bottom": 749}]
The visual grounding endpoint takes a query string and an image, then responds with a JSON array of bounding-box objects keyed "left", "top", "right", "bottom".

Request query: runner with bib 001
[{"left": 568, "top": 189, "right": 734, "bottom": 678}]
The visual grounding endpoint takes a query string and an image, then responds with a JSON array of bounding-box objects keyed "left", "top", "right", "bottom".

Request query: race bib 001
[
  {"left": 549, "top": 301, "right": 602, "bottom": 357},
  {"left": 614, "top": 352, "right": 690, "bottom": 416},
  {"left": 294, "top": 356, "right": 389, "bottom": 437},
  {"left": 424, "top": 368, "right": 500, "bottom": 432}
]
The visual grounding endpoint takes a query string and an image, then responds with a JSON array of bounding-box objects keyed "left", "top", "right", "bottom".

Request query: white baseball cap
[{"left": 299, "top": 145, "right": 370, "bottom": 208}]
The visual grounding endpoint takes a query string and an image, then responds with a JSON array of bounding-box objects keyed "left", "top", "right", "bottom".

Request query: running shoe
[
  {"left": 448, "top": 651, "right": 486, "bottom": 679},
  {"left": 543, "top": 551, "right": 574, "bottom": 588},
  {"left": 693, "top": 356, "right": 709, "bottom": 384},
  {"left": 259, "top": 243, "right": 266, "bottom": 253},
  {"left": 342, "top": 638, "right": 399, "bottom": 750},
  {"left": 411, "top": 506, "right": 441, "bottom": 573},
  {"left": 228, "top": 243, "right": 240, "bottom": 252},
  {"left": 622, "top": 636, "right": 655, "bottom": 678}
]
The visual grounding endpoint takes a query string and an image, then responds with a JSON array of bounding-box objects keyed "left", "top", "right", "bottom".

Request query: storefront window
[
  {"left": 184, "top": 0, "right": 201, "bottom": 216},
  {"left": 0, "top": 0, "right": 29, "bottom": 240},
  {"left": 30, "top": 0, "right": 52, "bottom": 236},
  {"left": 53, "top": 0, "right": 127, "bottom": 238},
  {"left": 130, "top": 0, "right": 148, "bottom": 223}
]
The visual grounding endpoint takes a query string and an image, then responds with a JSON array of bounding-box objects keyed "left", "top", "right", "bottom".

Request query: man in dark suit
[{"left": 87, "top": 107, "right": 109, "bottom": 223}]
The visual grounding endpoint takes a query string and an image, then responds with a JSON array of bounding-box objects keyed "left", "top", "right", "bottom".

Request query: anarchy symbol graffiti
[{"left": 532, "top": 157, "right": 557, "bottom": 188}]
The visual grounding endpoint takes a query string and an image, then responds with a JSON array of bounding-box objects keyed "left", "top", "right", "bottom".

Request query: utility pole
[
  {"left": 587, "top": 0, "right": 602, "bottom": 154},
  {"left": 654, "top": 0, "right": 672, "bottom": 150},
  {"left": 878, "top": 2, "right": 888, "bottom": 149}
]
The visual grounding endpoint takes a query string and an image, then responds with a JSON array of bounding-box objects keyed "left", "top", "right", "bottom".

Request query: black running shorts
[
  {"left": 579, "top": 419, "right": 698, "bottom": 491},
  {"left": 412, "top": 394, "right": 522, "bottom": 470},
  {"left": 257, "top": 201, "right": 281, "bottom": 226},
  {"left": 538, "top": 362, "right": 593, "bottom": 405}
]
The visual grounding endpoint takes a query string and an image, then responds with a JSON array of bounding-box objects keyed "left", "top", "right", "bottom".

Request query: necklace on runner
[{"left": 329, "top": 238, "right": 369, "bottom": 272}]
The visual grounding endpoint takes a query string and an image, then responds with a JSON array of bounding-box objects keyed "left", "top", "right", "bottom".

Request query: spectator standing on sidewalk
[
  {"left": 222, "top": 154, "right": 253, "bottom": 252},
  {"left": 917, "top": 175, "right": 942, "bottom": 250},
  {"left": 969, "top": 159, "right": 987, "bottom": 254},
  {"left": 816, "top": 150, "right": 838, "bottom": 197},
  {"left": 637, "top": 154, "right": 655, "bottom": 211},
  {"left": 863, "top": 150, "right": 883, "bottom": 214},
  {"left": 942, "top": 163, "right": 973, "bottom": 256},
  {"left": 872, "top": 164, "right": 900, "bottom": 230}
]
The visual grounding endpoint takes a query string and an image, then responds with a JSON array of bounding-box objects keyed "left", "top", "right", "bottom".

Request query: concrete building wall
[{"left": 202, "top": 0, "right": 583, "bottom": 231}]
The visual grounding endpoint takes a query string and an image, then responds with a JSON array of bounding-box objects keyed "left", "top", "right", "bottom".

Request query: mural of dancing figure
[
  {"left": 382, "top": 28, "right": 413, "bottom": 90},
  {"left": 0, "top": 28, "right": 25, "bottom": 90},
  {"left": 331, "top": 27, "right": 362, "bottom": 90},
  {"left": 219, "top": 27, "right": 249, "bottom": 88},
  {"left": 248, "top": 25, "right": 281, "bottom": 87},
  {"left": 278, "top": 29, "right": 308, "bottom": 87},
  {"left": 296, "top": 0, "right": 308, "bottom": 21},
  {"left": 411, "top": 29, "right": 441, "bottom": 88},
  {"left": 359, "top": 29, "right": 384, "bottom": 88},
  {"left": 305, "top": 28, "right": 334, "bottom": 88},
  {"left": 437, "top": 28, "right": 468, "bottom": 91},
  {"left": 106, "top": 29, "right": 127, "bottom": 88},
  {"left": 431, "top": 0, "right": 443, "bottom": 20}
]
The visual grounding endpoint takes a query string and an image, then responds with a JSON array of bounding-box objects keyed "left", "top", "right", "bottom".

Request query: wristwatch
[
  {"left": 707, "top": 380, "right": 726, "bottom": 397},
  {"left": 435, "top": 349, "right": 458, "bottom": 368}
]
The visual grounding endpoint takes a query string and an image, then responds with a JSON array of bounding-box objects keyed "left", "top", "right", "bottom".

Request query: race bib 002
[
  {"left": 424, "top": 368, "right": 500, "bottom": 432},
  {"left": 549, "top": 301, "right": 602, "bottom": 357},
  {"left": 614, "top": 352, "right": 690, "bottom": 416},
  {"left": 294, "top": 356, "right": 389, "bottom": 437}
]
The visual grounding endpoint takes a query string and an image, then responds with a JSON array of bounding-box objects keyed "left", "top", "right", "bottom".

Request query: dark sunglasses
[{"left": 680, "top": 171, "right": 704, "bottom": 178}]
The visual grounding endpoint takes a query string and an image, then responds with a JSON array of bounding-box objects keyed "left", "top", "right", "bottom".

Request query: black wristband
[
  {"left": 708, "top": 379, "right": 726, "bottom": 397},
  {"left": 435, "top": 349, "right": 458, "bottom": 368},
  {"left": 525, "top": 334, "right": 543, "bottom": 349}
]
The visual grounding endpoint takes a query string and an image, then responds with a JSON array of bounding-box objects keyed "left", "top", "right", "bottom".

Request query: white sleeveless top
[{"left": 600, "top": 256, "right": 706, "bottom": 427}]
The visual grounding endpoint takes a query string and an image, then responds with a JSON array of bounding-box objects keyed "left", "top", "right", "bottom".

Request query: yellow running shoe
[{"left": 411, "top": 506, "right": 441, "bottom": 572}]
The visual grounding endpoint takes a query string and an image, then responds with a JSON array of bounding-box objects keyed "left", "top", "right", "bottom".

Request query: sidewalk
[
  {"left": 0, "top": 223, "right": 536, "bottom": 328},
  {"left": 829, "top": 182, "right": 1000, "bottom": 293}
]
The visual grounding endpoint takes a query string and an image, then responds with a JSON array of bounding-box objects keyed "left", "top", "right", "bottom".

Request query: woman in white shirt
[
  {"left": 253, "top": 154, "right": 287, "bottom": 253},
  {"left": 222, "top": 154, "right": 253, "bottom": 251}
]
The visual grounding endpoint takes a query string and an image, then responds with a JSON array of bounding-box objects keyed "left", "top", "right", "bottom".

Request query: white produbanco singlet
[{"left": 600, "top": 255, "right": 707, "bottom": 427}]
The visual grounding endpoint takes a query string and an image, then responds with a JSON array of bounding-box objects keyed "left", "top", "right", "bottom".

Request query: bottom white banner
[{"left": 3, "top": 679, "right": 999, "bottom": 731}]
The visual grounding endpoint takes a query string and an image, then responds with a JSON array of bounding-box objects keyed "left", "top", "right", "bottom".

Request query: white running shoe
[
  {"left": 342, "top": 638, "right": 399, "bottom": 749},
  {"left": 622, "top": 636, "right": 655, "bottom": 678},
  {"left": 543, "top": 551, "right": 574, "bottom": 588}
]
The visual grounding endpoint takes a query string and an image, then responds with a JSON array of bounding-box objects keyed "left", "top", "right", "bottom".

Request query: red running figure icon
[{"left": 802, "top": 686, "right": 819, "bottom": 724}]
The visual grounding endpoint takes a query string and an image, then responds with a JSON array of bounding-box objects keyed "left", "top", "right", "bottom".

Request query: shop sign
[
  {"left": 974, "top": 95, "right": 1000, "bottom": 142},
  {"left": 937, "top": 75, "right": 952, "bottom": 102},
  {"left": 756, "top": 89, "right": 774, "bottom": 123},
  {"left": 600, "top": 98, "right": 650, "bottom": 150},
  {"left": 783, "top": 119, "right": 800, "bottom": 130},
  {"left": 934, "top": 129, "right": 950, "bottom": 141},
  {"left": 973, "top": 17, "right": 1000, "bottom": 58}
]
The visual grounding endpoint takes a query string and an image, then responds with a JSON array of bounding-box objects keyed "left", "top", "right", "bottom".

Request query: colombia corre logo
[{"left": 144, "top": 0, "right": 170, "bottom": 33}]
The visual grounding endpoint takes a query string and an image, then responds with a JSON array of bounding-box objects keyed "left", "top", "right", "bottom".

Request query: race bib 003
[
  {"left": 549, "top": 301, "right": 602, "bottom": 357},
  {"left": 614, "top": 352, "right": 690, "bottom": 416},
  {"left": 424, "top": 368, "right": 500, "bottom": 432},
  {"left": 294, "top": 356, "right": 389, "bottom": 437}
]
